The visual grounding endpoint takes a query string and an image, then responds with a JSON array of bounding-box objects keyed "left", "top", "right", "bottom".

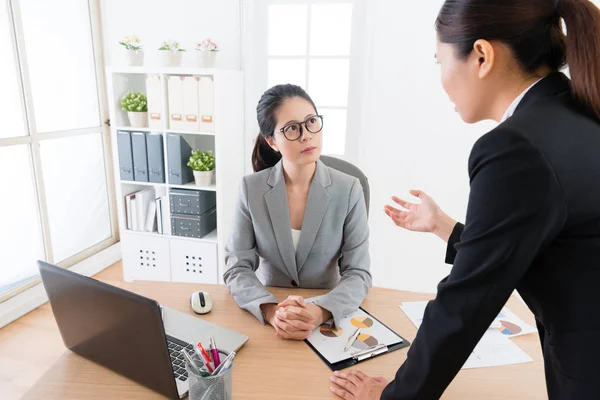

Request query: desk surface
[{"left": 23, "top": 282, "right": 546, "bottom": 399}]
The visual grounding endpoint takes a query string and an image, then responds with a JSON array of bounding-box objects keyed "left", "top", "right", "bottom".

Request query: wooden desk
[{"left": 23, "top": 282, "right": 545, "bottom": 399}]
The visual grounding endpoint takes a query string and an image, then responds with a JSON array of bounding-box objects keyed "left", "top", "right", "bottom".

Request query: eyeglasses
[{"left": 279, "top": 115, "right": 324, "bottom": 141}]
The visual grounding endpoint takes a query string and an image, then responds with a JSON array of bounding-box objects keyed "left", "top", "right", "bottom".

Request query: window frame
[
  {"left": 243, "top": 0, "right": 367, "bottom": 163},
  {"left": 0, "top": 0, "right": 118, "bottom": 303}
]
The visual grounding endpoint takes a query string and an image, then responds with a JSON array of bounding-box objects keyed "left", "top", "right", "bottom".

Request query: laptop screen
[{"left": 38, "top": 261, "right": 179, "bottom": 399}]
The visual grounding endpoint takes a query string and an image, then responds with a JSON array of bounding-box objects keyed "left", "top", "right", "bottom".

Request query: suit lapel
[
  {"left": 296, "top": 161, "right": 331, "bottom": 272},
  {"left": 264, "top": 161, "right": 298, "bottom": 281}
]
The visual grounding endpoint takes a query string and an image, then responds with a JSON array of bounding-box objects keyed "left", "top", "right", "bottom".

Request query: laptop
[{"left": 38, "top": 261, "right": 248, "bottom": 399}]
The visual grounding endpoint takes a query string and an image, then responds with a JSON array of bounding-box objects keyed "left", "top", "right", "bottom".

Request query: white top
[
  {"left": 499, "top": 78, "right": 544, "bottom": 123},
  {"left": 291, "top": 229, "right": 301, "bottom": 253}
]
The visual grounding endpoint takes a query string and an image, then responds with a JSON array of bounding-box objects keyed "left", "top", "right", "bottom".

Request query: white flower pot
[
  {"left": 127, "top": 112, "right": 148, "bottom": 128},
  {"left": 126, "top": 50, "right": 144, "bottom": 66},
  {"left": 163, "top": 50, "right": 182, "bottom": 67},
  {"left": 193, "top": 170, "right": 214, "bottom": 187},
  {"left": 197, "top": 51, "right": 217, "bottom": 68}
]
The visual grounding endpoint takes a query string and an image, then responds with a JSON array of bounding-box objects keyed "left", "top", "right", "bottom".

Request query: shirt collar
[{"left": 500, "top": 78, "right": 545, "bottom": 123}]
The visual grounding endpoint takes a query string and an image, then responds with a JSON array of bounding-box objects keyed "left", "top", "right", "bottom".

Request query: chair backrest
[{"left": 320, "top": 155, "right": 370, "bottom": 216}]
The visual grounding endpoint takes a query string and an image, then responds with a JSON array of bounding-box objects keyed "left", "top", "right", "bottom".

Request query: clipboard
[{"left": 304, "top": 307, "right": 410, "bottom": 371}]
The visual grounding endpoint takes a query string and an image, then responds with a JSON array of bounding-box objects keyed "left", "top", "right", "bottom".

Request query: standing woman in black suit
[{"left": 329, "top": 0, "right": 600, "bottom": 399}]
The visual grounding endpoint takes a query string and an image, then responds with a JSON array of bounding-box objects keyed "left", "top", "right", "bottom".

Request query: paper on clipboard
[{"left": 305, "top": 307, "right": 404, "bottom": 365}]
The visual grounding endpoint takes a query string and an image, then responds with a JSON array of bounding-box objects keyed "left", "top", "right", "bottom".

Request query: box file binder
[
  {"left": 183, "top": 76, "right": 200, "bottom": 132},
  {"left": 116, "top": 131, "right": 134, "bottom": 181},
  {"left": 131, "top": 131, "right": 149, "bottom": 182},
  {"left": 146, "top": 75, "right": 162, "bottom": 130},
  {"left": 198, "top": 76, "right": 215, "bottom": 132},
  {"left": 168, "top": 76, "right": 185, "bottom": 130},
  {"left": 146, "top": 133, "right": 165, "bottom": 183},
  {"left": 167, "top": 133, "right": 193, "bottom": 185}
]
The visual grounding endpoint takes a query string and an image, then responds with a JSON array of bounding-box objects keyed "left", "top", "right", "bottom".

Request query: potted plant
[
  {"left": 121, "top": 91, "right": 148, "bottom": 128},
  {"left": 119, "top": 35, "right": 144, "bottom": 66},
  {"left": 159, "top": 40, "right": 185, "bottom": 67},
  {"left": 187, "top": 150, "right": 215, "bottom": 186},
  {"left": 196, "top": 38, "right": 218, "bottom": 68}
]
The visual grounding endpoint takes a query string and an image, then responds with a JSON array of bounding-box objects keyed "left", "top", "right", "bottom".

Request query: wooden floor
[{"left": 0, "top": 262, "right": 125, "bottom": 400}]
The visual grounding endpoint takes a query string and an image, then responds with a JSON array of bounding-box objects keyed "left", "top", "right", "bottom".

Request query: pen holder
[{"left": 187, "top": 350, "right": 233, "bottom": 400}]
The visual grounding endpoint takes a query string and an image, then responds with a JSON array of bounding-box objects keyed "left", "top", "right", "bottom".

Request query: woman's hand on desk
[
  {"left": 384, "top": 189, "right": 456, "bottom": 242},
  {"left": 260, "top": 301, "right": 313, "bottom": 340},
  {"left": 278, "top": 295, "right": 332, "bottom": 329},
  {"left": 264, "top": 295, "right": 333, "bottom": 340},
  {"left": 329, "top": 370, "right": 388, "bottom": 400},
  {"left": 275, "top": 298, "right": 317, "bottom": 340}
]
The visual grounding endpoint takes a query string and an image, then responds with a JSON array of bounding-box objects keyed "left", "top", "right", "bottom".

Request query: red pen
[
  {"left": 196, "top": 342, "right": 214, "bottom": 373},
  {"left": 192, "top": 342, "right": 212, "bottom": 373}
]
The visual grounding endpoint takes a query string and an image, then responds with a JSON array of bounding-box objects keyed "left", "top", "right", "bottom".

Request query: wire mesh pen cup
[{"left": 186, "top": 349, "right": 233, "bottom": 400}]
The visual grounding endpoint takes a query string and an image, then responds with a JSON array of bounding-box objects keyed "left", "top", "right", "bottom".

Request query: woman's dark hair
[
  {"left": 252, "top": 84, "right": 318, "bottom": 172},
  {"left": 436, "top": 0, "right": 600, "bottom": 120}
]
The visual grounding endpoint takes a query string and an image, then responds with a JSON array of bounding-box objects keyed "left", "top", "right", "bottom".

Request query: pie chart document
[
  {"left": 306, "top": 307, "right": 404, "bottom": 365},
  {"left": 400, "top": 301, "right": 534, "bottom": 369}
]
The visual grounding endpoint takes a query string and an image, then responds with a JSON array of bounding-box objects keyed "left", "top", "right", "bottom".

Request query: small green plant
[
  {"left": 158, "top": 40, "right": 185, "bottom": 52},
  {"left": 187, "top": 150, "right": 215, "bottom": 171},
  {"left": 119, "top": 35, "right": 142, "bottom": 51},
  {"left": 120, "top": 91, "right": 148, "bottom": 112}
]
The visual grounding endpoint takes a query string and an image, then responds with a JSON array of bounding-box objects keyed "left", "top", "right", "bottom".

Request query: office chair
[{"left": 320, "top": 155, "right": 370, "bottom": 217}]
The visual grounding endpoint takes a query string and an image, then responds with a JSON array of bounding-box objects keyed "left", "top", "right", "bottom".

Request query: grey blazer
[{"left": 223, "top": 159, "right": 372, "bottom": 327}]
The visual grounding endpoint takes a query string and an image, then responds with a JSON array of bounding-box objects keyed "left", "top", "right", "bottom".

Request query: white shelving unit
[{"left": 106, "top": 66, "right": 245, "bottom": 285}]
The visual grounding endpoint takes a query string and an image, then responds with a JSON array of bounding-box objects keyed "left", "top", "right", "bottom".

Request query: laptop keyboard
[{"left": 167, "top": 335, "right": 195, "bottom": 382}]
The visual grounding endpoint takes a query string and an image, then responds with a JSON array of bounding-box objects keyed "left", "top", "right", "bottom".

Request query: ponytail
[
  {"left": 436, "top": 0, "right": 600, "bottom": 120},
  {"left": 251, "top": 134, "right": 281, "bottom": 172},
  {"left": 559, "top": 0, "right": 600, "bottom": 120}
]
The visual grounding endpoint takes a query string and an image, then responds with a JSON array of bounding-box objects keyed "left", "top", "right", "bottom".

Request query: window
[
  {"left": 266, "top": 2, "right": 354, "bottom": 155},
  {"left": 0, "top": 0, "right": 116, "bottom": 300}
]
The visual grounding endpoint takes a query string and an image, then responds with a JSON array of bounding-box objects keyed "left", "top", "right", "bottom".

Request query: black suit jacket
[{"left": 382, "top": 73, "right": 600, "bottom": 399}]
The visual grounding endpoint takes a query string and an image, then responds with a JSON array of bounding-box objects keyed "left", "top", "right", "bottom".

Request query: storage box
[
  {"left": 171, "top": 207, "right": 217, "bottom": 238},
  {"left": 169, "top": 189, "right": 216, "bottom": 215}
]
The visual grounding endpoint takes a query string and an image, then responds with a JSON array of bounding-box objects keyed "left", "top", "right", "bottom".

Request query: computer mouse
[{"left": 190, "top": 291, "right": 213, "bottom": 315}]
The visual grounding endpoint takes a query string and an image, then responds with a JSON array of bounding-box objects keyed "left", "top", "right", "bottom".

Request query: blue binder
[
  {"left": 131, "top": 131, "right": 149, "bottom": 182},
  {"left": 116, "top": 131, "right": 134, "bottom": 181},
  {"left": 167, "top": 133, "right": 193, "bottom": 185},
  {"left": 146, "top": 133, "right": 165, "bottom": 183}
]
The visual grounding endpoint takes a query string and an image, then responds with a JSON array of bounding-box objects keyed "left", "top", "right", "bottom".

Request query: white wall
[
  {"left": 100, "top": 0, "right": 241, "bottom": 69},
  {"left": 98, "top": 0, "right": 501, "bottom": 294},
  {"left": 358, "top": 0, "right": 496, "bottom": 293}
]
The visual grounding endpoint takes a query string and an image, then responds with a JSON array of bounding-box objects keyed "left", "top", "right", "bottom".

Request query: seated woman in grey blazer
[{"left": 224, "top": 84, "right": 372, "bottom": 340}]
